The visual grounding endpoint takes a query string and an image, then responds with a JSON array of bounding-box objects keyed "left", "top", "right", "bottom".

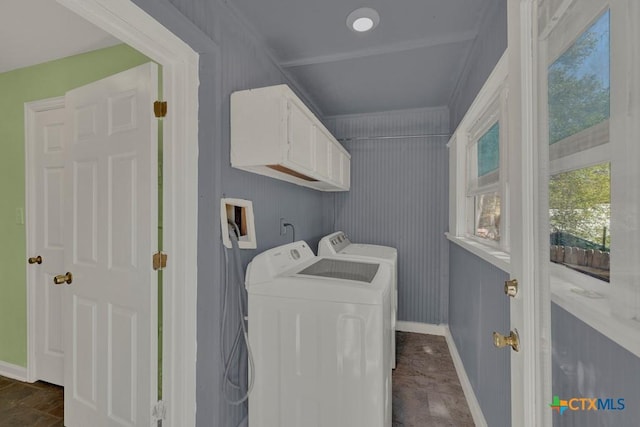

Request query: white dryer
[
  {"left": 246, "top": 241, "right": 392, "bottom": 427},
  {"left": 318, "top": 231, "right": 398, "bottom": 368}
]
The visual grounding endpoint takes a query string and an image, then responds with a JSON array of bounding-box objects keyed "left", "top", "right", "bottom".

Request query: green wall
[{"left": 0, "top": 44, "right": 150, "bottom": 367}]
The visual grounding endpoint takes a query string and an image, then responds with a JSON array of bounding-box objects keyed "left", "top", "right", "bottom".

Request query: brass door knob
[
  {"left": 493, "top": 329, "right": 520, "bottom": 352},
  {"left": 53, "top": 272, "right": 73, "bottom": 285},
  {"left": 504, "top": 279, "right": 518, "bottom": 297},
  {"left": 28, "top": 256, "right": 43, "bottom": 265}
]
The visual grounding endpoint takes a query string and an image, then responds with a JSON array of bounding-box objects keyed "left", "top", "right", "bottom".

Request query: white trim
[
  {"left": 0, "top": 360, "right": 29, "bottom": 382},
  {"left": 444, "top": 327, "right": 488, "bottom": 427},
  {"left": 538, "top": 0, "right": 576, "bottom": 40},
  {"left": 551, "top": 277, "right": 640, "bottom": 358},
  {"left": 446, "top": 233, "right": 511, "bottom": 272},
  {"left": 395, "top": 321, "right": 446, "bottom": 336},
  {"left": 549, "top": 141, "right": 610, "bottom": 175},
  {"left": 56, "top": 1, "right": 199, "bottom": 426},
  {"left": 549, "top": 262, "right": 607, "bottom": 295},
  {"left": 507, "top": 1, "right": 551, "bottom": 425},
  {"left": 24, "top": 97, "right": 66, "bottom": 384},
  {"left": 280, "top": 31, "right": 477, "bottom": 68}
]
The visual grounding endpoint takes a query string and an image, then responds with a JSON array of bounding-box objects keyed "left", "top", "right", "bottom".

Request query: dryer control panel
[{"left": 318, "top": 231, "right": 352, "bottom": 255}]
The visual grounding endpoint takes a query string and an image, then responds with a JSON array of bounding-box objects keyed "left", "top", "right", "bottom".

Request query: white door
[
  {"left": 61, "top": 62, "right": 158, "bottom": 427},
  {"left": 30, "top": 101, "right": 66, "bottom": 386}
]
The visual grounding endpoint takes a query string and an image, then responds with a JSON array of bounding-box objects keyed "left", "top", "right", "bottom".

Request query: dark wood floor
[
  {"left": 393, "top": 332, "right": 475, "bottom": 426},
  {"left": 0, "top": 332, "right": 472, "bottom": 426},
  {"left": 0, "top": 376, "right": 63, "bottom": 427}
]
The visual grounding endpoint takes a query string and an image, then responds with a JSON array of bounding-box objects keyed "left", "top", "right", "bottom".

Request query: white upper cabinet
[{"left": 231, "top": 84, "right": 350, "bottom": 191}]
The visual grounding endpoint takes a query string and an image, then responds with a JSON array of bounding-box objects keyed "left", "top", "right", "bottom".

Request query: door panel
[
  {"left": 314, "top": 127, "right": 331, "bottom": 179},
  {"left": 63, "top": 62, "right": 158, "bottom": 427},
  {"left": 329, "top": 144, "right": 343, "bottom": 184},
  {"left": 287, "top": 100, "right": 315, "bottom": 171},
  {"left": 33, "top": 105, "right": 66, "bottom": 386}
]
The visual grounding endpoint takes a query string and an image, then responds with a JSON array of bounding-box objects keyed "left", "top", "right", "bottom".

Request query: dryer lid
[
  {"left": 297, "top": 258, "right": 379, "bottom": 283},
  {"left": 339, "top": 244, "right": 397, "bottom": 260}
]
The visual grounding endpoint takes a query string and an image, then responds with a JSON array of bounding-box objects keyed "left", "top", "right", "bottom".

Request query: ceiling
[
  {"left": 0, "top": 0, "right": 119, "bottom": 74},
  {"left": 229, "top": 0, "right": 499, "bottom": 116}
]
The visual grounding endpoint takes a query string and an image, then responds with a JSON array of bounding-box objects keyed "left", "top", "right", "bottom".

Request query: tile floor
[
  {"left": 393, "top": 332, "right": 475, "bottom": 426},
  {"left": 0, "top": 376, "right": 63, "bottom": 427},
  {"left": 0, "top": 332, "right": 472, "bottom": 426}
]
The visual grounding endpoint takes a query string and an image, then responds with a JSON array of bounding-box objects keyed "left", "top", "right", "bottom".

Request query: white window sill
[
  {"left": 551, "top": 275, "right": 640, "bottom": 359},
  {"left": 445, "top": 233, "right": 510, "bottom": 273}
]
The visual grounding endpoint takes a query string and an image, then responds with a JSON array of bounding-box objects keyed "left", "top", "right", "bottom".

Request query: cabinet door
[
  {"left": 341, "top": 152, "right": 350, "bottom": 189},
  {"left": 287, "top": 100, "right": 315, "bottom": 172},
  {"left": 329, "top": 143, "right": 343, "bottom": 185},
  {"left": 314, "top": 127, "right": 331, "bottom": 179}
]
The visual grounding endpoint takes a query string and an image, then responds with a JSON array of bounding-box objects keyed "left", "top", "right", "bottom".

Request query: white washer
[
  {"left": 318, "top": 231, "right": 398, "bottom": 368},
  {"left": 246, "top": 241, "right": 392, "bottom": 427}
]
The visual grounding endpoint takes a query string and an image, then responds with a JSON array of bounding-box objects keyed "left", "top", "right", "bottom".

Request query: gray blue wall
[
  {"left": 325, "top": 107, "right": 450, "bottom": 324},
  {"left": 449, "top": 244, "right": 511, "bottom": 427},
  {"left": 131, "top": 1, "right": 332, "bottom": 425},
  {"left": 448, "top": 0, "right": 508, "bottom": 129},
  {"left": 551, "top": 303, "right": 640, "bottom": 427},
  {"left": 446, "top": 1, "right": 511, "bottom": 424}
]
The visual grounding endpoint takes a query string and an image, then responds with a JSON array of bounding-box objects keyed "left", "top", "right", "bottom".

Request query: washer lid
[{"left": 298, "top": 258, "right": 379, "bottom": 283}]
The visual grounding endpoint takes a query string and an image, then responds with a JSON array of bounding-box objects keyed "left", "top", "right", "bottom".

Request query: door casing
[{"left": 506, "top": 1, "right": 552, "bottom": 425}]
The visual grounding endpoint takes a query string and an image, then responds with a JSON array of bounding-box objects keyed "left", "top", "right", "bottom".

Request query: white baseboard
[
  {"left": 396, "top": 321, "right": 447, "bottom": 336},
  {"left": 0, "top": 360, "right": 28, "bottom": 382},
  {"left": 444, "top": 326, "right": 488, "bottom": 427}
]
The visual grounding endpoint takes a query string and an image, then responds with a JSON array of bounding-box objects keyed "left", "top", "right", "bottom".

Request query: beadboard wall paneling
[
  {"left": 449, "top": 243, "right": 511, "bottom": 427},
  {"left": 325, "top": 107, "right": 450, "bottom": 324}
]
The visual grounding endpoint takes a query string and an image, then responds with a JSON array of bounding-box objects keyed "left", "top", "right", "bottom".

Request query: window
[
  {"left": 448, "top": 52, "right": 509, "bottom": 256},
  {"left": 549, "top": 163, "right": 610, "bottom": 282},
  {"left": 544, "top": 0, "right": 640, "bottom": 328},
  {"left": 547, "top": 10, "right": 610, "bottom": 283},
  {"left": 468, "top": 122, "right": 502, "bottom": 242}
]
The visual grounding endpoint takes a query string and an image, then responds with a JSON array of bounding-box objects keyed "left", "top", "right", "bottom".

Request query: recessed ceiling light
[{"left": 347, "top": 7, "right": 380, "bottom": 33}]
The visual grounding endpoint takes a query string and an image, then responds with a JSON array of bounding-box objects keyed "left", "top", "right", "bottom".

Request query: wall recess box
[{"left": 221, "top": 198, "right": 257, "bottom": 249}]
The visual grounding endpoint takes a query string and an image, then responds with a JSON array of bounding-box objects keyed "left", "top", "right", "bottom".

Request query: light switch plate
[{"left": 15, "top": 208, "right": 24, "bottom": 225}]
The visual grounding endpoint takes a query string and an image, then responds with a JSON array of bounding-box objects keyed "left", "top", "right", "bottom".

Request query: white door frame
[
  {"left": 23, "top": 1, "right": 199, "bottom": 425},
  {"left": 507, "top": 0, "right": 552, "bottom": 425},
  {"left": 25, "top": 96, "right": 66, "bottom": 386}
]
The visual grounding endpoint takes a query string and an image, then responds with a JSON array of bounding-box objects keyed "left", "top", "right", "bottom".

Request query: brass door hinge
[
  {"left": 153, "top": 252, "right": 168, "bottom": 270},
  {"left": 154, "top": 101, "right": 167, "bottom": 118}
]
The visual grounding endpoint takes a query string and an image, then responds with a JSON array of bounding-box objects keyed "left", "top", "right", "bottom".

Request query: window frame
[
  {"left": 545, "top": 4, "right": 612, "bottom": 295},
  {"left": 449, "top": 51, "right": 510, "bottom": 257},
  {"left": 542, "top": 0, "right": 640, "bottom": 329},
  {"left": 465, "top": 98, "right": 508, "bottom": 248}
]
